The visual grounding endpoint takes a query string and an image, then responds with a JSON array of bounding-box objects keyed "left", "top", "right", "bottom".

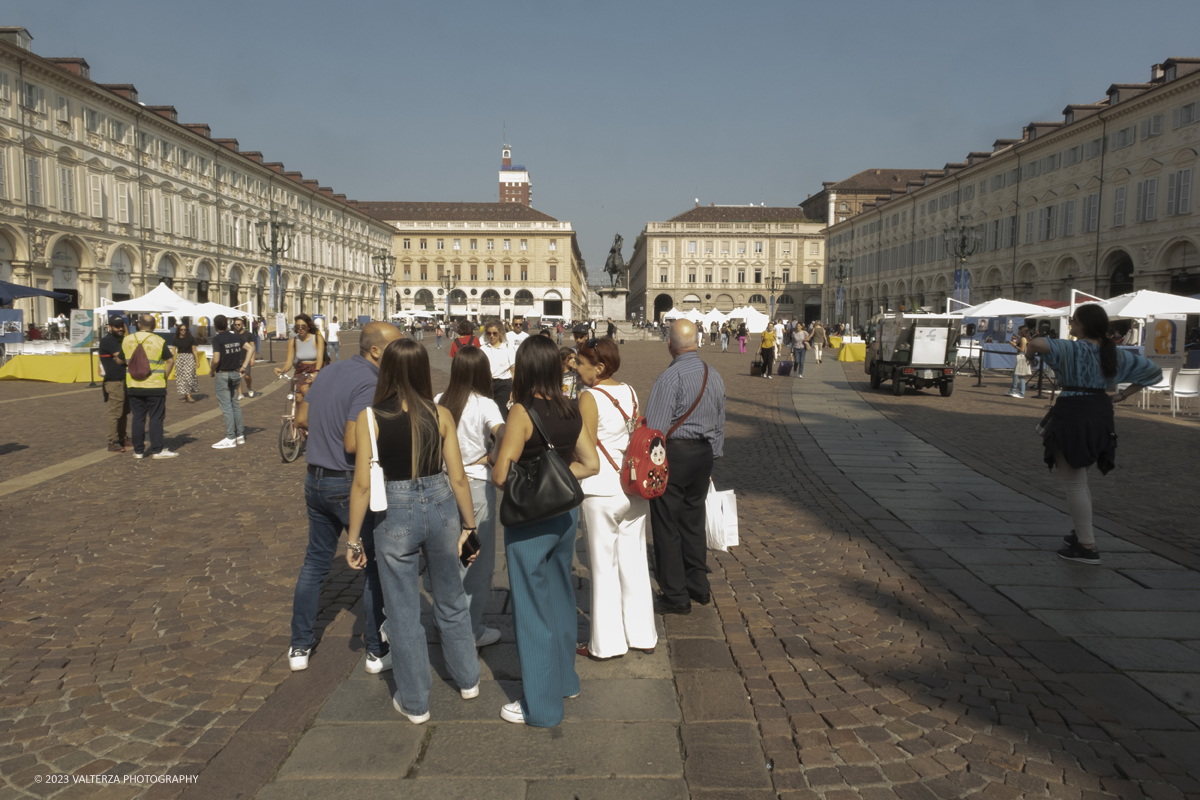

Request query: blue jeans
[
  {"left": 376, "top": 473, "right": 479, "bottom": 716},
  {"left": 1011, "top": 373, "right": 1026, "bottom": 397},
  {"left": 793, "top": 347, "right": 807, "bottom": 375},
  {"left": 721, "top": 333, "right": 728, "bottom": 351},
  {"left": 292, "top": 472, "right": 387, "bottom": 657},
  {"left": 213, "top": 372, "right": 244, "bottom": 439},
  {"left": 330, "top": 341, "right": 340, "bottom": 361},
  {"left": 461, "top": 478, "right": 497, "bottom": 638}
]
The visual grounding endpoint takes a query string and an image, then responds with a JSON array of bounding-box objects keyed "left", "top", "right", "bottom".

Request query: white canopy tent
[
  {"left": 192, "top": 301, "right": 254, "bottom": 322},
  {"left": 682, "top": 308, "right": 705, "bottom": 322},
  {"left": 701, "top": 309, "right": 729, "bottom": 327},
  {"left": 955, "top": 298, "right": 1052, "bottom": 318},
  {"left": 660, "top": 307, "right": 687, "bottom": 320},
  {"left": 96, "top": 283, "right": 196, "bottom": 316},
  {"left": 727, "top": 306, "right": 771, "bottom": 332},
  {"left": 1097, "top": 290, "right": 1200, "bottom": 320}
]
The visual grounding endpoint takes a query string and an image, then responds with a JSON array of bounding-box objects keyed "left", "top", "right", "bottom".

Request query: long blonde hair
[{"left": 373, "top": 339, "right": 441, "bottom": 469}]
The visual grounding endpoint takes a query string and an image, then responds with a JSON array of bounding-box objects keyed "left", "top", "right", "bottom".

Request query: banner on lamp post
[
  {"left": 835, "top": 286, "right": 844, "bottom": 316},
  {"left": 268, "top": 264, "right": 280, "bottom": 310}
]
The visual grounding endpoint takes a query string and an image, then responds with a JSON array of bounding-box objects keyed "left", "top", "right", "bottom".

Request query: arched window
[
  {"left": 514, "top": 290, "right": 534, "bottom": 305},
  {"left": 448, "top": 289, "right": 467, "bottom": 303},
  {"left": 481, "top": 289, "right": 500, "bottom": 305},
  {"left": 748, "top": 294, "right": 767, "bottom": 304},
  {"left": 414, "top": 289, "right": 434, "bottom": 304},
  {"left": 777, "top": 294, "right": 795, "bottom": 304}
]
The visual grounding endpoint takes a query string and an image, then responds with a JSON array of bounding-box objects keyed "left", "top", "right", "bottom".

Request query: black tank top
[
  {"left": 373, "top": 399, "right": 443, "bottom": 481},
  {"left": 519, "top": 397, "right": 582, "bottom": 462}
]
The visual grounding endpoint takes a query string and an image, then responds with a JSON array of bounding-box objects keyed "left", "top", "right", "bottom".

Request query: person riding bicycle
[{"left": 274, "top": 313, "right": 326, "bottom": 403}]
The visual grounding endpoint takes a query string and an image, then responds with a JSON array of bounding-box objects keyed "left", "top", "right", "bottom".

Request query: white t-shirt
[
  {"left": 482, "top": 340, "right": 515, "bottom": 381},
  {"left": 507, "top": 330, "right": 529, "bottom": 348},
  {"left": 774, "top": 323, "right": 784, "bottom": 341},
  {"left": 434, "top": 391, "right": 504, "bottom": 481},
  {"left": 327, "top": 321, "right": 340, "bottom": 342}
]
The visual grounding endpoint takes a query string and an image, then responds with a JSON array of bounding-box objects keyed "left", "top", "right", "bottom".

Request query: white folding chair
[
  {"left": 1143, "top": 367, "right": 1174, "bottom": 414},
  {"left": 1171, "top": 369, "right": 1200, "bottom": 417}
]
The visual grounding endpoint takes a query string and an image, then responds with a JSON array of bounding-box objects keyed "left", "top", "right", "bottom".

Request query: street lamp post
[
  {"left": 439, "top": 267, "right": 459, "bottom": 324},
  {"left": 943, "top": 216, "right": 984, "bottom": 384},
  {"left": 372, "top": 249, "right": 396, "bottom": 321},
  {"left": 832, "top": 257, "right": 849, "bottom": 328},
  {"left": 766, "top": 269, "right": 784, "bottom": 321},
  {"left": 257, "top": 214, "right": 294, "bottom": 316}
]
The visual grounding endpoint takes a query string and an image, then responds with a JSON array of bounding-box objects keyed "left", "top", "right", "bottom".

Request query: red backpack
[
  {"left": 590, "top": 385, "right": 668, "bottom": 499},
  {"left": 127, "top": 333, "right": 153, "bottom": 381},
  {"left": 449, "top": 335, "right": 480, "bottom": 358}
]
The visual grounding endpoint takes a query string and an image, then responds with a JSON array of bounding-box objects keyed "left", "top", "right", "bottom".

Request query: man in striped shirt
[{"left": 645, "top": 319, "right": 726, "bottom": 615}]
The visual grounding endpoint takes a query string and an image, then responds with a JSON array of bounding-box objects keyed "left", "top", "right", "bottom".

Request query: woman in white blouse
[
  {"left": 574, "top": 338, "right": 657, "bottom": 660},
  {"left": 436, "top": 346, "right": 506, "bottom": 648}
]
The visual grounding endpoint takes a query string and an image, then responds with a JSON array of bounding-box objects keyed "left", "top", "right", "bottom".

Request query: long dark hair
[
  {"left": 373, "top": 339, "right": 441, "bottom": 466},
  {"left": 512, "top": 335, "right": 578, "bottom": 419},
  {"left": 438, "top": 346, "right": 493, "bottom": 425},
  {"left": 1074, "top": 303, "right": 1117, "bottom": 379}
]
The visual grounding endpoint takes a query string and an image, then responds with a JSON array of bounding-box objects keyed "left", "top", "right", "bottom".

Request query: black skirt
[{"left": 1039, "top": 393, "right": 1117, "bottom": 474}]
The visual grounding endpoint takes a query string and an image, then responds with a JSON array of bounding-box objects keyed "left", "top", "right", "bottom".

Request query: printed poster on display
[
  {"left": 0, "top": 309, "right": 23, "bottom": 344},
  {"left": 312, "top": 314, "right": 326, "bottom": 336},
  {"left": 274, "top": 313, "right": 288, "bottom": 339},
  {"left": 69, "top": 310, "right": 95, "bottom": 351},
  {"left": 1146, "top": 314, "right": 1186, "bottom": 371}
]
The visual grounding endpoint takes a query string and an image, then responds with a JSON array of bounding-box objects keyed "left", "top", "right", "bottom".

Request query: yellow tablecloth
[
  {"left": 837, "top": 343, "right": 867, "bottom": 362},
  {"left": 829, "top": 335, "right": 843, "bottom": 349},
  {"left": 0, "top": 352, "right": 208, "bottom": 383}
]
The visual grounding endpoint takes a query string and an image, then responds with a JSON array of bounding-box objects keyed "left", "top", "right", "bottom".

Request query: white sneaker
[
  {"left": 393, "top": 697, "right": 429, "bottom": 724},
  {"left": 132, "top": 452, "right": 145, "bottom": 460},
  {"left": 476, "top": 627, "right": 501, "bottom": 648},
  {"left": 237, "top": 395, "right": 244, "bottom": 401},
  {"left": 500, "top": 700, "right": 525, "bottom": 724},
  {"left": 461, "top": 684, "right": 480, "bottom": 699},
  {"left": 288, "top": 647, "right": 310, "bottom": 671},
  {"left": 151, "top": 449, "right": 179, "bottom": 459},
  {"left": 365, "top": 651, "right": 392, "bottom": 674},
  {"left": 212, "top": 438, "right": 237, "bottom": 449},
  {"left": 235, "top": 436, "right": 246, "bottom": 445}
]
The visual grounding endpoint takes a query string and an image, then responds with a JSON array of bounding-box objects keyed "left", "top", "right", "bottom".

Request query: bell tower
[{"left": 498, "top": 144, "right": 531, "bottom": 205}]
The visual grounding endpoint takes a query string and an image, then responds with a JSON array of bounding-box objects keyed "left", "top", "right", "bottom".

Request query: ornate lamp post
[
  {"left": 832, "top": 257, "right": 849, "bottom": 326},
  {"left": 372, "top": 249, "right": 396, "bottom": 320},
  {"left": 942, "top": 216, "right": 983, "bottom": 308},
  {"left": 766, "top": 269, "right": 784, "bottom": 320},
  {"left": 257, "top": 214, "right": 294, "bottom": 315},
  {"left": 438, "top": 266, "right": 459, "bottom": 323}
]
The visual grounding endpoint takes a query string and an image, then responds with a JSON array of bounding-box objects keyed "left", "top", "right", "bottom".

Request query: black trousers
[
  {"left": 650, "top": 439, "right": 714, "bottom": 606},
  {"left": 492, "top": 379, "right": 513, "bottom": 421},
  {"left": 760, "top": 347, "right": 774, "bottom": 376},
  {"left": 130, "top": 394, "right": 166, "bottom": 455}
]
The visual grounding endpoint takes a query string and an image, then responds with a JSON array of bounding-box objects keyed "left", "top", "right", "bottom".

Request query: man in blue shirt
[
  {"left": 287, "top": 321, "right": 402, "bottom": 673},
  {"left": 645, "top": 319, "right": 726, "bottom": 615}
]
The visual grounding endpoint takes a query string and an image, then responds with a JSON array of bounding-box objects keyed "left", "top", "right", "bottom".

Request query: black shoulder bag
[{"left": 500, "top": 405, "right": 584, "bottom": 528}]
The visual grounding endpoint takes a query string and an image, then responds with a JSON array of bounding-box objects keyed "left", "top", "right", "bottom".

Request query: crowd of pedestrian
[{"left": 284, "top": 315, "right": 726, "bottom": 731}]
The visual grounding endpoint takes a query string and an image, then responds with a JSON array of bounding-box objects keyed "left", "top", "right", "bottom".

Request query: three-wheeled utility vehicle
[{"left": 865, "top": 313, "right": 960, "bottom": 396}]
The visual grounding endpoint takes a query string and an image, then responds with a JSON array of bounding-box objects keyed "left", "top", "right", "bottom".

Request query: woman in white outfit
[
  {"left": 435, "top": 346, "right": 506, "bottom": 648},
  {"left": 574, "top": 337, "right": 658, "bottom": 660}
]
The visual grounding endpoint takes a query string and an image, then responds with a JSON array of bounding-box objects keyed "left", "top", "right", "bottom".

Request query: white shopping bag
[{"left": 704, "top": 481, "right": 739, "bottom": 552}]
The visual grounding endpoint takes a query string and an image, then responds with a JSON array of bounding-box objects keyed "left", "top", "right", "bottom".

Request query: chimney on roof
[
  {"left": 875, "top": 169, "right": 881, "bottom": 175},
  {"left": 1151, "top": 63, "right": 1164, "bottom": 81},
  {"left": 214, "top": 138, "right": 240, "bottom": 152},
  {"left": 101, "top": 84, "right": 138, "bottom": 103},
  {"left": 241, "top": 151, "right": 263, "bottom": 163},
  {"left": 48, "top": 57, "right": 90, "bottom": 79},
  {"left": 183, "top": 123, "right": 211, "bottom": 138},
  {"left": 0, "top": 27, "right": 33, "bottom": 51}
]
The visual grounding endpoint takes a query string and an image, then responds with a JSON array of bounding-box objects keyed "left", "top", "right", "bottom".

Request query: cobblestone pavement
[
  {"left": 835, "top": 360, "right": 1200, "bottom": 563},
  {"left": 3, "top": 333, "right": 1199, "bottom": 799}
]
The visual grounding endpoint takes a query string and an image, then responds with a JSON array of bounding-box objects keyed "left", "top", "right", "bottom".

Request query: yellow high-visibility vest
[{"left": 122, "top": 333, "right": 170, "bottom": 391}]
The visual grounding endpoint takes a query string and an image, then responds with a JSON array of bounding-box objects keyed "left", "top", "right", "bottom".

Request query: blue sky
[{"left": 11, "top": 0, "right": 1199, "bottom": 280}]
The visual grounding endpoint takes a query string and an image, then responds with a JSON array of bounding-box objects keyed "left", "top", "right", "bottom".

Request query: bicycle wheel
[{"left": 279, "top": 418, "right": 303, "bottom": 463}]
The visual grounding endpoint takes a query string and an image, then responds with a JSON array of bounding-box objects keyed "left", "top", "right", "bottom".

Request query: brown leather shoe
[{"left": 107, "top": 444, "right": 125, "bottom": 453}]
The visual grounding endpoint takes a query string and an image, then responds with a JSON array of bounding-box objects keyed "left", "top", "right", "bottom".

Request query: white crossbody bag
[{"left": 365, "top": 408, "right": 388, "bottom": 512}]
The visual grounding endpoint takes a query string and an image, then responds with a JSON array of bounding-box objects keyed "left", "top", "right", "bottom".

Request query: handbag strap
[
  {"left": 667, "top": 363, "right": 709, "bottom": 440},
  {"left": 591, "top": 384, "right": 636, "bottom": 422},
  {"left": 596, "top": 440, "right": 621, "bottom": 473},
  {"left": 366, "top": 407, "right": 381, "bottom": 465},
  {"left": 525, "top": 404, "right": 557, "bottom": 453}
]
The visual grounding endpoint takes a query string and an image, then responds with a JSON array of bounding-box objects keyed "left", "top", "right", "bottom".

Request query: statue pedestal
[{"left": 599, "top": 287, "right": 629, "bottom": 321}]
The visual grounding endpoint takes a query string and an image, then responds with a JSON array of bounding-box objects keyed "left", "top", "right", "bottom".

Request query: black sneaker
[
  {"left": 1063, "top": 530, "right": 1078, "bottom": 546},
  {"left": 1058, "top": 542, "right": 1100, "bottom": 565}
]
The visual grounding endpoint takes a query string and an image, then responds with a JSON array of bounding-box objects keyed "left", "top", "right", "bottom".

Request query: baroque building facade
[
  {"left": 823, "top": 56, "right": 1200, "bottom": 327},
  {"left": 0, "top": 27, "right": 393, "bottom": 325},
  {"left": 628, "top": 206, "right": 826, "bottom": 322},
  {"left": 356, "top": 201, "right": 586, "bottom": 322},
  {"left": 799, "top": 169, "right": 933, "bottom": 226}
]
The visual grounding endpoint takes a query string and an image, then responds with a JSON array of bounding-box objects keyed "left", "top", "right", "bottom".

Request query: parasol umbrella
[{"left": 0, "top": 280, "right": 70, "bottom": 306}]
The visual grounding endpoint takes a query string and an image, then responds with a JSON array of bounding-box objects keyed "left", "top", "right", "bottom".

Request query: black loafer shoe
[
  {"left": 655, "top": 594, "right": 692, "bottom": 615},
  {"left": 689, "top": 590, "right": 712, "bottom": 606}
]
